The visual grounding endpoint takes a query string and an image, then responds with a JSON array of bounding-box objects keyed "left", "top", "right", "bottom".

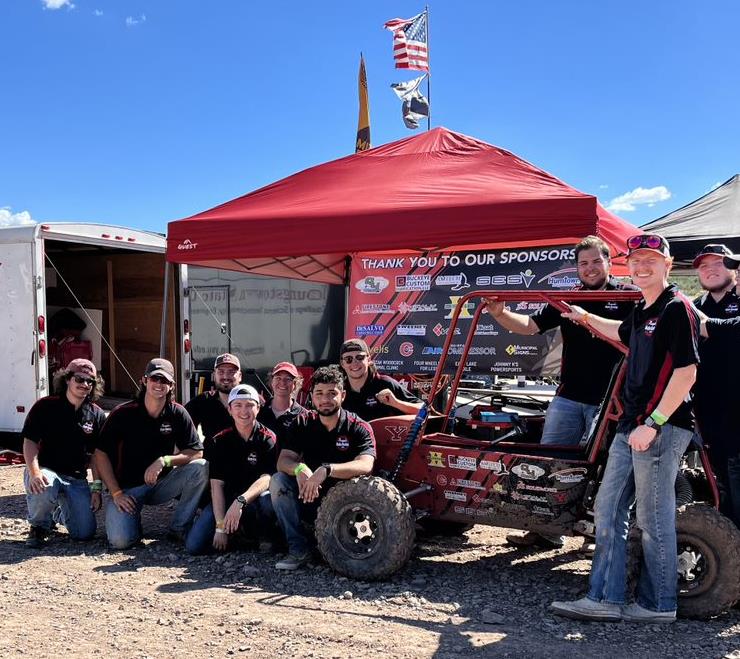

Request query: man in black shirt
[
  {"left": 270, "top": 365, "right": 376, "bottom": 570},
  {"left": 552, "top": 234, "right": 699, "bottom": 623},
  {"left": 95, "top": 358, "right": 208, "bottom": 549},
  {"left": 186, "top": 384, "right": 277, "bottom": 554},
  {"left": 693, "top": 247, "right": 740, "bottom": 525},
  {"left": 22, "top": 358, "right": 105, "bottom": 548},
  {"left": 256, "top": 361, "right": 306, "bottom": 447},
  {"left": 340, "top": 338, "right": 422, "bottom": 421},
  {"left": 185, "top": 353, "right": 242, "bottom": 453}
]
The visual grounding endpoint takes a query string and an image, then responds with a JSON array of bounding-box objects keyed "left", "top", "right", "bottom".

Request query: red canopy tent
[{"left": 167, "top": 127, "right": 637, "bottom": 283}]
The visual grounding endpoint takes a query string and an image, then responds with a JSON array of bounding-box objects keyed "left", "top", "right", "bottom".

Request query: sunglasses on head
[
  {"left": 342, "top": 354, "right": 368, "bottom": 364},
  {"left": 148, "top": 374, "right": 172, "bottom": 384},
  {"left": 72, "top": 375, "right": 95, "bottom": 387},
  {"left": 627, "top": 234, "right": 665, "bottom": 251}
]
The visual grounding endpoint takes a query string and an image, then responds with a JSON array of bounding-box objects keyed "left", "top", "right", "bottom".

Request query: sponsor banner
[{"left": 347, "top": 245, "right": 575, "bottom": 375}]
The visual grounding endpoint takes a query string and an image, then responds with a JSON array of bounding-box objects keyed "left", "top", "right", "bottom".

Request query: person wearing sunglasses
[
  {"left": 257, "top": 361, "right": 306, "bottom": 448},
  {"left": 552, "top": 233, "right": 699, "bottom": 623},
  {"left": 485, "top": 235, "right": 638, "bottom": 550},
  {"left": 339, "top": 338, "right": 423, "bottom": 422},
  {"left": 21, "top": 358, "right": 106, "bottom": 548},
  {"left": 692, "top": 248, "right": 740, "bottom": 526},
  {"left": 94, "top": 358, "right": 208, "bottom": 549}
]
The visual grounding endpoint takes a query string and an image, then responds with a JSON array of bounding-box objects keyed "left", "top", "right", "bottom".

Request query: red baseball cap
[{"left": 271, "top": 361, "right": 299, "bottom": 379}]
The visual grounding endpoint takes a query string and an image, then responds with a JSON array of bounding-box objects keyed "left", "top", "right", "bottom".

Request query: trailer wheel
[
  {"left": 418, "top": 519, "right": 473, "bottom": 537},
  {"left": 627, "top": 504, "right": 740, "bottom": 619},
  {"left": 315, "top": 476, "right": 415, "bottom": 580}
]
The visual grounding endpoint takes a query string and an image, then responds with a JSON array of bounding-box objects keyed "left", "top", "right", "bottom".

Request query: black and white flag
[{"left": 391, "top": 75, "right": 429, "bottom": 130}]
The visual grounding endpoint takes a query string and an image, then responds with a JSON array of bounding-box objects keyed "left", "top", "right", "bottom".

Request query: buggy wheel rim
[
  {"left": 331, "top": 503, "right": 384, "bottom": 560},
  {"left": 676, "top": 533, "right": 717, "bottom": 598}
]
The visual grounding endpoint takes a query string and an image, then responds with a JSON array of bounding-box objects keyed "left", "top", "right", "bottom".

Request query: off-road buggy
[{"left": 313, "top": 290, "right": 740, "bottom": 619}]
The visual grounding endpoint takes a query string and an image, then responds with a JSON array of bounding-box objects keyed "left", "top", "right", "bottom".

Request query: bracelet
[
  {"left": 215, "top": 520, "right": 225, "bottom": 530},
  {"left": 214, "top": 528, "right": 227, "bottom": 535},
  {"left": 294, "top": 463, "right": 308, "bottom": 477},
  {"left": 110, "top": 489, "right": 123, "bottom": 498},
  {"left": 650, "top": 409, "right": 668, "bottom": 426},
  {"left": 162, "top": 455, "right": 172, "bottom": 468}
]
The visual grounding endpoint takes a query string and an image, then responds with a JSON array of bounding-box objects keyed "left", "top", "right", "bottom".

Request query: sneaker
[
  {"left": 275, "top": 552, "right": 311, "bottom": 571},
  {"left": 26, "top": 526, "right": 49, "bottom": 549},
  {"left": 550, "top": 596, "right": 622, "bottom": 622},
  {"left": 506, "top": 531, "right": 565, "bottom": 549},
  {"left": 621, "top": 602, "right": 676, "bottom": 623}
]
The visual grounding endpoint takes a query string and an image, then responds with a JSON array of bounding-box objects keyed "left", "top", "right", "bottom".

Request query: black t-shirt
[
  {"left": 22, "top": 395, "right": 105, "bottom": 478},
  {"left": 208, "top": 423, "right": 277, "bottom": 501},
  {"left": 617, "top": 284, "right": 700, "bottom": 432},
  {"left": 185, "top": 391, "right": 234, "bottom": 443},
  {"left": 256, "top": 398, "right": 306, "bottom": 447},
  {"left": 282, "top": 408, "right": 376, "bottom": 471},
  {"left": 343, "top": 372, "right": 421, "bottom": 421},
  {"left": 531, "top": 278, "right": 637, "bottom": 406},
  {"left": 97, "top": 399, "right": 202, "bottom": 489}
]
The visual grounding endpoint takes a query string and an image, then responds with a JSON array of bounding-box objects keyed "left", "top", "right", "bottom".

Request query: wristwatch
[
  {"left": 321, "top": 463, "right": 332, "bottom": 478},
  {"left": 236, "top": 495, "right": 248, "bottom": 508},
  {"left": 643, "top": 416, "right": 661, "bottom": 432}
]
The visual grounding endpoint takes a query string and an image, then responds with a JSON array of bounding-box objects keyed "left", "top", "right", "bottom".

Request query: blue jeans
[
  {"left": 270, "top": 472, "right": 322, "bottom": 555},
  {"left": 541, "top": 395, "right": 599, "bottom": 446},
  {"left": 588, "top": 424, "right": 693, "bottom": 612},
  {"left": 185, "top": 491, "right": 275, "bottom": 555},
  {"left": 24, "top": 468, "right": 96, "bottom": 540},
  {"left": 105, "top": 459, "right": 208, "bottom": 550}
]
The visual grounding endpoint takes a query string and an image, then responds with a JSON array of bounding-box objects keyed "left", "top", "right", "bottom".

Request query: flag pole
[{"left": 426, "top": 5, "right": 431, "bottom": 130}]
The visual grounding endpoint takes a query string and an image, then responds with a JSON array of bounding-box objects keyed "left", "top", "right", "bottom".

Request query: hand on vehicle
[
  {"left": 375, "top": 388, "right": 398, "bottom": 407},
  {"left": 113, "top": 492, "right": 137, "bottom": 515},
  {"left": 212, "top": 531, "right": 228, "bottom": 551},
  {"left": 561, "top": 303, "right": 588, "bottom": 323},
  {"left": 27, "top": 471, "right": 49, "bottom": 495},
  {"left": 90, "top": 491, "right": 102, "bottom": 512},
  {"left": 144, "top": 458, "right": 165, "bottom": 486},
  {"left": 224, "top": 501, "right": 243, "bottom": 534},
  {"left": 628, "top": 425, "right": 658, "bottom": 452},
  {"left": 483, "top": 297, "right": 505, "bottom": 317}
]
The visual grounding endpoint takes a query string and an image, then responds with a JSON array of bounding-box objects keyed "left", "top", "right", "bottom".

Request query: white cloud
[
  {"left": 41, "top": 0, "right": 75, "bottom": 9},
  {"left": 606, "top": 185, "right": 672, "bottom": 212},
  {"left": 125, "top": 14, "right": 146, "bottom": 27},
  {"left": 93, "top": 9, "right": 103, "bottom": 16},
  {"left": 0, "top": 207, "right": 35, "bottom": 227},
  {"left": 598, "top": 184, "right": 609, "bottom": 190}
]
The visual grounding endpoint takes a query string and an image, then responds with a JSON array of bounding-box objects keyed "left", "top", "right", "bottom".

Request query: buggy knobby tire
[
  {"left": 418, "top": 519, "right": 473, "bottom": 537},
  {"left": 315, "top": 476, "right": 415, "bottom": 580},
  {"left": 628, "top": 503, "right": 740, "bottom": 619}
]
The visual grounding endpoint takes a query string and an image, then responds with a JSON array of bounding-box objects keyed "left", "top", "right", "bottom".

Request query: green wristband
[
  {"left": 163, "top": 455, "right": 172, "bottom": 468},
  {"left": 294, "top": 463, "right": 308, "bottom": 477},
  {"left": 650, "top": 409, "right": 668, "bottom": 426},
  {"left": 90, "top": 480, "right": 103, "bottom": 493}
]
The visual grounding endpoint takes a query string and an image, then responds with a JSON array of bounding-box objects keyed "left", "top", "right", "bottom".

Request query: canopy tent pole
[{"left": 160, "top": 260, "right": 170, "bottom": 358}]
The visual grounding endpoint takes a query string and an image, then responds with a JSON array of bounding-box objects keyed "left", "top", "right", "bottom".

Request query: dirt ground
[{"left": 1, "top": 463, "right": 739, "bottom": 659}]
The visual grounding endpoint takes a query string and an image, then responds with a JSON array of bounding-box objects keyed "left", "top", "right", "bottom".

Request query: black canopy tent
[{"left": 641, "top": 175, "right": 740, "bottom": 267}]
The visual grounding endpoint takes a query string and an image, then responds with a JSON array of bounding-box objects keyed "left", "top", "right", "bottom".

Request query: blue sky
[{"left": 2, "top": 1, "right": 738, "bottom": 232}]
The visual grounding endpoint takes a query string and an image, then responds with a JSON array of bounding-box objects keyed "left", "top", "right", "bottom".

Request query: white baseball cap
[{"left": 227, "top": 384, "right": 260, "bottom": 405}]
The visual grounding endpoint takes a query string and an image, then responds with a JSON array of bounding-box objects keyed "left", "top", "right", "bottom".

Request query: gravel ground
[{"left": 1, "top": 463, "right": 739, "bottom": 658}]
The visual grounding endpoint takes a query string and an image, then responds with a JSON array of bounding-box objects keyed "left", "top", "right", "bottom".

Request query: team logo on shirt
[
  {"left": 336, "top": 436, "right": 350, "bottom": 451},
  {"left": 247, "top": 452, "right": 258, "bottom": 465},
  {"left": 644, "top": 319, "right": 658, "bottom": 337},
  {"left": 365, "top": 397, "right": 378, "bottom": 408},
  {"left": 726, "top": 303, "right": 739, "bottom": 314},
  {"left": 79, "top": 420, "right": 94, "bottom": 434},
  {"left": 160, "top": 422, "right": 173, "bottom": 435},
  {"left": 604, "top": 301, "right": 619, "bottom": 311}
]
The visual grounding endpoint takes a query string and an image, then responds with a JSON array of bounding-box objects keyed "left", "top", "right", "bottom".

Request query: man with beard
[
  {"left": 693, "top": 246, "right": 740, "bottom": 525},
  {"left": 257, "top": 361, "right": 306, "bottom": 447},
  {"left": 185, "top": 354, "right": 243, "bottom": 454},
  {"left": 269, "top": 366, "right": 375, "bottom": 570},
  {"left": 486, "top": 235, "right": 637, "bottom": 549}
]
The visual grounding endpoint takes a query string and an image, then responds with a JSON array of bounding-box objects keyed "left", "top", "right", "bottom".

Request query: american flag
[{"left": 384, "top": 11, "right": 429, "bottom": 72}]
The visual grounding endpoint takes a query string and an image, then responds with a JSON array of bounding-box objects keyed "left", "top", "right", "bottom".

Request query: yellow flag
[{"left": 356, "top": 54, "right": 371, "bottom": 152}]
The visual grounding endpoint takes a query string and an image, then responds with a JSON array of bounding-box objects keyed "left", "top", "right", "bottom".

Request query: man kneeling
[
  {"left": 186, "top": 385, "right": 278, "bottom": 555},
  {"left": 270, "top": 365, "right": 376, "bottom": 571}
]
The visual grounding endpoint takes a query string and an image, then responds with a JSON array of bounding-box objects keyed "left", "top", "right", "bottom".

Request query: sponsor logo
[
  {"left": 474, "top": 324, "right": 499, "bottom": 336},
  {"left": 437, "top": 474, "right": 448, "bottom": 486},
  {"left": 448, "top": 455, "right": 477, "bottom": 471},
  {"left": 80, "top": 421, "right": 94, "bottom": 434},
  {"left": 549, "top": 468, "right": 588, "bottom": 484},
  {"left": 644, "top": 318, "right": 658, "bottom": 337},
  {"left": 397, "top": 324, "right": 426, "bottom": 336},
  {"left": 395, "top": 274, "right": 432, "bottom": 291},
  {"left": 177, "top": 239, "right": 198, "bottom": 251},
  {"left": 511, "top": 464, "right": 545, "bottom": 481},
  {"left": 540, "top": 274, "right": 580, "bottom": 288},
  {"left": 480, "top": 459, "right": 508, "bottom": 474},
  {"left": 354, "top": 276, "right": 389, "bottom": 294},
  {"left": 515, "top": 301, "right": 546, "bottom": 311},
  {"left": 398, "top": 302, "right": 438, "bottom": 313},
  {"left": 492, "top": 483, "right": 506, "bottom": 494},
  {"left": 356, "top": 324, "right": 385, "bottom": 337},
  {"left": 498, "top": 501, "right": 527, "bottom": 513},
  {"left": 399, "top": 342, "right": 414, "bottom": 357},
  {"left": 160, "top": 422, "right": 173, "bottom": 435},
  {"left": 517, "top": 483, "right": 558, "bottom": 493},
  {"left": 428, "top": 451, "right": 445, "bottom": 467},
  {"left": 385, "top": 426, "right": 408, "bottom": 442},
  {"left": 247, "top": 452, "right": 258, "bottom": 465},
  {"left": 532, "top": 505, "right": 556, "bottom": 517},
  {"left": 371, "top": 345, "right": 389, "bottom": 354},
  {"left": 506, "top": 344, "right": 539, "bottom": 356},
  {"left": 435, "top": 273, "right": 471, "bottom": 291},
  {"left": 453, "top": 505, "right": 481, "bottom": 516},
  {"left": 511, "top": 492, "right": 548, "bottom": 503},
  {"left": 352, "top": 304, "right": 394, "bottom": 315},
  {"left": 444, "top": 490, "right": 467, "bottom": 502},
  {"left": 450, "top": 478, "right": 484, "bottom": 490},
  {"left": 336, "top": 436, "right": 350, "bottom": 451},
  {"left": 432, "top": 323, "right": 461, "bottom": 337},
  {"left": 444, "top": 296, "right": 475, "bottom": 320},
  {"left": 475, "top": 270, "right": 536, "bottom": 288},
  {"left": 604, "top": 301, "right": 620, "bottom": 311},
  {"left": 422, "top": 346, "right": 443, "bottom": 355}
]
